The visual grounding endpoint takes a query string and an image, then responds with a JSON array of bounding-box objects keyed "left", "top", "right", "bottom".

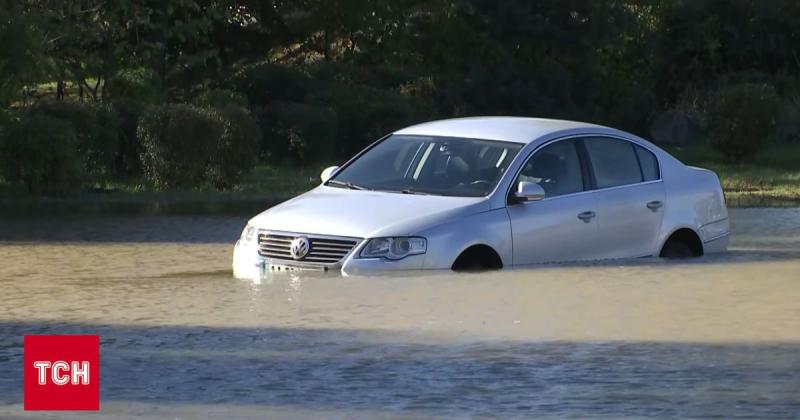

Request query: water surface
[{"left": 0, "top": 208, "right": 798, "bottom": 418}]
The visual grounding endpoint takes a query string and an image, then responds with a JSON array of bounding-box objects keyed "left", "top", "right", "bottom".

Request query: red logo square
[{"left": 24, "top": 335, "right": 100, "bottom": 411}]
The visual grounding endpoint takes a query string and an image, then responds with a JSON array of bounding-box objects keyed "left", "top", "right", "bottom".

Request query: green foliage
[
  {"left": 0, "top": 4, "right": 46, "bottom": 105},
  {"left": 138, "top": 104, "right": 222, "bottom": 189},
  {"left": 111, "top": 98, "right": 147, "bottom": 180},
  {"left": 137, "top": 104, "right": 260, "bottom": 190},
  {"left": 708, "top": 84, "right": 781, "bottom": 163},
  {"left": 193, "top": 89, "right": 248, "bottom": 109},
  {"left": 26, "top": 101, "right": 121, "bottom": 181},
  {"left": 231, "top": 63, "right": 309, "bottom": 106},
  {"left": 655, "top": 1, "right": 800, "bottom": 103},
  {"left": 209, "top": 104, "right": 261, "bottom": 188},
  {"left": 4, "top": 0, "right": 800, "bottom": 194},
  {"left": 107, "top": 68, "right": 164, "bottom": 103},
  {"left": 193, "top": 89, "right": 261, "bottom": 187},
  {"left": 268, "top": 102, "right": 339, "bottom": 161},
  {"left": 777, "top": 95, "right": 800, "bottom": 143},
  {"left": 309, "top": 84, "right": 425, "bottom": 157},
  {"left": 0, "top": 115, "right": 84, "bottom": 194}
]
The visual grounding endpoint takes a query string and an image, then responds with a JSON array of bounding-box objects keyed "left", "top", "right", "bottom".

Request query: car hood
[{"left": 249, "top": 186, "right": 492, "bottom": 238}]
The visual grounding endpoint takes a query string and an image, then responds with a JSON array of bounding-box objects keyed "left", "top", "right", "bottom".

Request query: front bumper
[{"left": 232, "top": 240, "right": 425, "bottom": 279}]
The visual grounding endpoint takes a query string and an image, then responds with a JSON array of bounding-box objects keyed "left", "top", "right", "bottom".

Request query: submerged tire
[
  {"left": 660, "top": 240, "right": 694, "bottom": 258},
  {"left": 452, "top": 245, "right": 503, "bottom": 271}
]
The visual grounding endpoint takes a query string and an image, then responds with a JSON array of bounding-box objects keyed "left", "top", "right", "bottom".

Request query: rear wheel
[
  {"left": 660, "top": 229, "right": 703, "bottom": 259},
  {"left": 660, "top": 240, "right": 693, "bottom": 258}
]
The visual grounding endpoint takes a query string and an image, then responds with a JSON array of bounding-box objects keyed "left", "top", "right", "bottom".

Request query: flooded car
[{"left": 233, "top": 117, "right": 729, "bottom": 278}]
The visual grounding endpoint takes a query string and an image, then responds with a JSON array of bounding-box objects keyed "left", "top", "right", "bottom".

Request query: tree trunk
[{"left": 56, "top": 79, "right": 65, "bottom": 101}]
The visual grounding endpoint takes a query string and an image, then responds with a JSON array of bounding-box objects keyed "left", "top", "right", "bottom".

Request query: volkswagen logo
[{"left": 289, "top": 237, "right": 310, "bottom": 260}]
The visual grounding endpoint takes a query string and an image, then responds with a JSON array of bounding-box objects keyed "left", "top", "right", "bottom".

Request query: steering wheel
[{"left": 469, "top": 180, "right": 492, "bottom": 188}]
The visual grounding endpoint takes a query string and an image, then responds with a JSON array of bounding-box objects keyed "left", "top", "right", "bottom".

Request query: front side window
[
  {"left": 516, "top": 140, "right": 584, "bottom": 198},
  {"left": 583, "top": 137, "right": 643, "bottom": 189},
  {"left": 329, "top": 135, "right": 522, "bottom": 197}
]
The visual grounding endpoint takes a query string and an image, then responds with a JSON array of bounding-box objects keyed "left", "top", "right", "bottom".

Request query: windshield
[{"left": 328, "top": 135, "right": 523, "bottom": 197}]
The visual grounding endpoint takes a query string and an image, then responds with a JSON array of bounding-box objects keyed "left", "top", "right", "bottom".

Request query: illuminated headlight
[
  {"left": 240, "top": 224, "right": 257, "bottom": 244},
  {"left": 359, "top": 237, "right": 426, "bottom": 260}
]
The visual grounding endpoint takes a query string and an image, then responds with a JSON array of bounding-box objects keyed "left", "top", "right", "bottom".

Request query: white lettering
[
  {"left": 71, "top": 361, "right": 90, "bottom": 385},
  {"left": 51, "top": 361, "right": 70, "bottom": 385},
  {"left": 32, "top": 360, "right": 92, "bottom": 385},
  {"left": 33, "top": 361, "right": 50, "bottom": 385}
]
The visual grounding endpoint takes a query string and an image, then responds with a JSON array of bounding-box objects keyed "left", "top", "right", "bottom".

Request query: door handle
[
  {"left": 647, "top": 200, "right": 663, "bottom": 211},
  {"left": 577, "top": 211, "right": 596, "bottom": 222}
]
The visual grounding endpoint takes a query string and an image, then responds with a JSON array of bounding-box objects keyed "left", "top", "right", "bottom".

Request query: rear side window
[
  {"left": 634, "top": 144, "right": 660, "bottom": 181},
  {"left": 583, "top": 137, "right": 642, "bottom": 189}
]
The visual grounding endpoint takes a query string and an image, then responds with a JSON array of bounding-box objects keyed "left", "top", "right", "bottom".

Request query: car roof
[{"left": 393, "top": 117, "right": 607, "bottom": 144}]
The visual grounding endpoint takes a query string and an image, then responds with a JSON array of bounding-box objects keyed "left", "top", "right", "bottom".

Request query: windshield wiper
[
  {"left": 377, "top": 188, "right": 431, "bottom": 195},
  {"left": 327, "top": 180, "right": 370, "bottom": 190},
  {"left": 400, "top": 189, "right": 430, "bottom": 195}
]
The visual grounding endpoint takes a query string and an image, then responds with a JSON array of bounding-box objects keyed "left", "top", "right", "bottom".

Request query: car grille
[{"left": 257, "top": 232, "right": 360, "bottom": 264}]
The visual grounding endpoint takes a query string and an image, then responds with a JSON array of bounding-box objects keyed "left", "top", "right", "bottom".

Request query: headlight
[
  {"left": 240, "top": 224, "right": 257, "bottom": 243},
  {"left": 359, "top": 237, "right": 426, "bottom": 260}
]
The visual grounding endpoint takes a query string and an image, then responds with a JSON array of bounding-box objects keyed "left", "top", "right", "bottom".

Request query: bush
[
  {"left": 107, "top": 67, "right": 164, "bottom": 104},
  {"left": 209, "top": 104, "right": 261, "bottom": 188},
  {"left": 137, "top": 103, "right": 260, "bottom": 189},
  {"left": 777, "top": 95, "right": 800, "bottom": 143},
  {"left": 193, "top": 89, "right": 248, "bottom": 109},
  {"left": 138, "top": 104, "right": 222, "bottom": 189},
  {"left": 708, "top": 83, "right": 780, "bottom": 163},
  {"left": 269, "top": 102, "right": 338, "bottom": 161},
  {"left": 307, "top": 83, "right": 426, "bottom": 158},
  {"left": 0, "top": 115, "right": 84, "bottom": 194},
  {"left": 26, "top": 101, "right": 121, "bottom": 181}
]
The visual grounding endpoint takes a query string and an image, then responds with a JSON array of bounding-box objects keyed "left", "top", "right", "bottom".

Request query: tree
[{"left": 0, "top": 1, "right": 47, "bottom": 105}]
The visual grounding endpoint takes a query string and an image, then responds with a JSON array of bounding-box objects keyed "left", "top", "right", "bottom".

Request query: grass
[
  {"left": 0, "top": 164, "right": 329, "bottom": 216},
  {"left": 666, "top": 142, "right": 800, "bottom": 207},
  {"left": 238, "top": 164, "right": 325, "bottom": 196}
]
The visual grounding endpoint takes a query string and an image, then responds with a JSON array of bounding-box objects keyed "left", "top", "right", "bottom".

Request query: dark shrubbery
[
  {"left": 138, "top": 104, "right": 223, "bottom": 189},
  {"left": 193, "top": 88, "right": 249, "bottom": 109},
  {"left": 253, "top": 83, "right": 425, "bottom": 164},
  {"left": 231, "top": 63, "right": 309, "bottom": 107},
  {"left": 107, "top": 67, "right": 163, "bottom": 104},
  {"left": 708, "top": 83, "right": 780, "bottom": 163},
  {"left": 137, "top": 103, "right": 260, "bottom": 190},
  {"left": 209, "top": 104, "right": 261, "bottom": 189},
  {"left": 110, "top": 98, "right": 146, "bottom": 180},
  {"left": 269, "top": 102, "right": 338, "bottom": 161},
  {"left": 0, "top": 114, "right": 84, "bottom": 194},
  {"left": 26, "top": 101, "right": 121, "bottom": 181},
  {"left": 777, "top": 96, "right": 800, "bottom": 143}
]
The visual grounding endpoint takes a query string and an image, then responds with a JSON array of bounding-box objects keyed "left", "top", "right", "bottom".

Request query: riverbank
[
  {"left": 1, "top": 143, "right": 798, "bottom": 214},
  {"left": 0, "top": 165, "right": 323, "bottom": 216},
  {"left": 666, "top": 142, "right": 800, "bottom": 207}
]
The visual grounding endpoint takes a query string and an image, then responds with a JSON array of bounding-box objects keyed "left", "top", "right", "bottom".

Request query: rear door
[
  {"left": 582, "top": 137, "right": 666, "bottom": 259},
  {"left": 506, "top": 138, "right": 600, "bottom": 265}
]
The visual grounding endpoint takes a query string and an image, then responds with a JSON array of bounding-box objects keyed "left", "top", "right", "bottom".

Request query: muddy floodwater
[{"left": 1, "top": 208, "right": 799, "bottom": 418}]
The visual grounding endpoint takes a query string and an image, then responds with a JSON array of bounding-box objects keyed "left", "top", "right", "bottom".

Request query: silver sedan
[{"left": 233, "top": 117, "right": 729, "bottom": 277}]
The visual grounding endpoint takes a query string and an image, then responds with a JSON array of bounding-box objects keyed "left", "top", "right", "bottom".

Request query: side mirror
[
  {"left": 513, "top": 181, "right": 545, "bottom": 202},
  {"left": 320, "top": 166, "right": 339, "bottom": 183}
]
